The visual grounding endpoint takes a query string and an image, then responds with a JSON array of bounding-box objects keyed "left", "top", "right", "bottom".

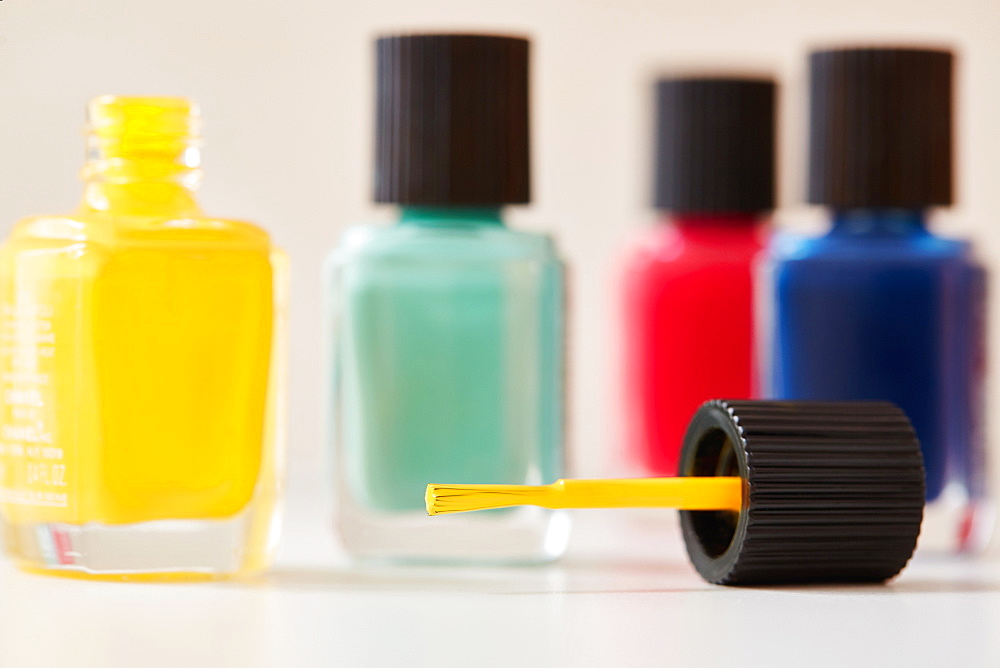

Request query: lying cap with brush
[{"left": 427, "top": 400, "right": 925, "bottom": 586}]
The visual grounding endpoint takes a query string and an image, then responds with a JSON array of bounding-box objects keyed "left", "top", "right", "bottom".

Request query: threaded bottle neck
[
  {"left": 80, "top": 96, "right": 203, "bottom": 216},
  {"left": 82, "top": 96, "right": 202, "bottom": 186}
]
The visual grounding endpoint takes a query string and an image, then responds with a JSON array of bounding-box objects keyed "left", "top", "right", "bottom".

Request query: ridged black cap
[
  {"left": 679, "top": 400, "right": 925, "bottom": 586},
  {"left": 653, "top": 77, "right": 776, "bottom": 214},
  {"left": 374, "top": 33, "right": 530, "bottom": 205},
  {"left": 808, "top": 47, "right": 953, "bottom": 208}
]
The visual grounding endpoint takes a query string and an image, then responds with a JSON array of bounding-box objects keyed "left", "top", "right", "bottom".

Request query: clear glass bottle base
[
  {"left": 919, "top": 485, "right": 994, "bottom": 554},
  {"left": 1, "top": 505, "right": 277, "bottom": 580},
  {"left": 336, "top": 504, "right": 571, "bottom": 565}
]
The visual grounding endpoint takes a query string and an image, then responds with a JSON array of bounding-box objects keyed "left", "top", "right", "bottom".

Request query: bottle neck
[
  {"left": 80, "top": 180, "right": 202, "bottom": 218},
  {"left": 79, "top": 148, "right": 203, "bottom": 217},
  {"left": 399, "top": 206, "right": 504, "bottom": 227},
  {"left": 829, "top": 209, "right": 929, "bottom": 237},
  {"left": 78, "top": 97, "right": 203, "bottom": 217},
  {"left": 661, "top": 212, "right": 766, "bottom": 242}
]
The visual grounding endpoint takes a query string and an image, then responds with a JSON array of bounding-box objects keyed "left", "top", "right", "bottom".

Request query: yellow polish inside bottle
[{"left": 0, "top": 97, "right": 285, "bottom": 577}]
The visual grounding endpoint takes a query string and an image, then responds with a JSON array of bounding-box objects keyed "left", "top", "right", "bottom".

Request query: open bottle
[{"left": 0, "top": 97, "right": 287, "bottom": 579}]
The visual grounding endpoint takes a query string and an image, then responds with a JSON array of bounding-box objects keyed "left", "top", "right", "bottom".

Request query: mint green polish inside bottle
[
  {"left": 328, "top": 34, "right": 569, "bottom": 563},
  {"left": 337, "top": 206, "right": 563, "bottom": 513}
]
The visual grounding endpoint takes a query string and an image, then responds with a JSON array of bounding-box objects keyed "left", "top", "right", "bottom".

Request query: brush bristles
[{"left": 425, "top": 484, "right": 550, "bottom": 515}]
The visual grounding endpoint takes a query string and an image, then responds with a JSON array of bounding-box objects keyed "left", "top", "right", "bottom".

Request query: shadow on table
[
  {"left": 714, "top": 578, "right": 1000, "bottom": 595},
  {"left": 806, "top": 579, "right": 1000, "bottom": 595},
  {"left": 239, "top": 556, "right": 708, "bottom": 595},
  {"left": 232, "top": 557, "right": 1000, "bottom": 596}
]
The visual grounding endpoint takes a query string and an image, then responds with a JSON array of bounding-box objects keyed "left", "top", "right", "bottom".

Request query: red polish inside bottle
[{"left": 623, "top": 214, "right": 768, "bottom": 475}]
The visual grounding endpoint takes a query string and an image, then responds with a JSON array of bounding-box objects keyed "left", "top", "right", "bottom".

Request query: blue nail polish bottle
[{"left": 764, "top": 47, "right": 988, "bottom": 552}]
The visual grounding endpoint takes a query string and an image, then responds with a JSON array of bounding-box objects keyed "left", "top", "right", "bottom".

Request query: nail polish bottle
[
  {"left": 328, "top": 34, "right": 568, "bottom": 562},
  {"left": 624, "top": 78, "right": 775, "bottom": 475},
  {"left": 764, "top": 48, "right": 988, "bottom": 551},
  {"left": 0, "top": 97, "right": 287, "bottom": 578}
]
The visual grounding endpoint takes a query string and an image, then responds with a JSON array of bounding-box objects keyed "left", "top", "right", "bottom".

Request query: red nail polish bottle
[{"left": 623, "top": 77, "right": 776, "bottom": 475}]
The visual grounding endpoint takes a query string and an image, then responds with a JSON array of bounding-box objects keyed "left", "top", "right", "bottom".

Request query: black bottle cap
[
  {"left": 680, "top": 400, "right": 925, "bottom": 586},
  {"left": 808, "top": 47, "right": 953, "bottom": 208},
  {"left": 653, "top": 77, "right": 776, "bottom": 214},
  {"left": 374, "top": 33, "right": 530, "bottom": 206}
]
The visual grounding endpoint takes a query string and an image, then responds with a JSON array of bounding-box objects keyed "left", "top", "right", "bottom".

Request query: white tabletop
[{"left": 0, "top": 472, "right": 997, "bottom": 668}]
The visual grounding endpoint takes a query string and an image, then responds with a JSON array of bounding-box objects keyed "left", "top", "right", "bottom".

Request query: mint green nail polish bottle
[{"left": 327, "top": 33, "right": 569, "bottom": 563}]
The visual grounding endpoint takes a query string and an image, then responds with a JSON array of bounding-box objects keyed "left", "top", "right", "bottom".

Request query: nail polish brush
[{"left": 427, "top": 400, "right": 925, "bottom": 586}]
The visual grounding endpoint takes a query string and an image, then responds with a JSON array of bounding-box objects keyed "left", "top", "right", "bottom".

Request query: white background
[{"left": 2, "top": 0, "right": 999, "bottom": 485}]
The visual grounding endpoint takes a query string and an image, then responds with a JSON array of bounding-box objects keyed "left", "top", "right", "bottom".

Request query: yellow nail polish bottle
[{"left": 0, "top": 96, "right": 287, "bottom": 580}]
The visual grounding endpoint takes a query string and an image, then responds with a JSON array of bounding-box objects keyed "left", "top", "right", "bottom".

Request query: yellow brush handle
[
  {"left": 554, "top": 477, "right": 743, "bottom": 510},
  {"left": 425, "top": 477, "right": 743, "bottom": 515}
]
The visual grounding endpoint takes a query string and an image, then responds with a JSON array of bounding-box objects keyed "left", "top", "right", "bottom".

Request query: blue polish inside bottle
[{"left": 767, "top": 208, "right": 986, "bottom": 503}]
